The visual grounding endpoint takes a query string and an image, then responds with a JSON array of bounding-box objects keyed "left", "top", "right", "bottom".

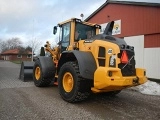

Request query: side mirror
[{"left": 53, "top": 26, "right": 57, "bottom": 35}]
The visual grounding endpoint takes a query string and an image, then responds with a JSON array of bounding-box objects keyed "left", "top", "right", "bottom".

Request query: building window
[
  {"left": 17, "top": 55, "right": 22, "bottom": 58},
  {"left": 27, "top": 55, "right": 31, "bottom": 58}
]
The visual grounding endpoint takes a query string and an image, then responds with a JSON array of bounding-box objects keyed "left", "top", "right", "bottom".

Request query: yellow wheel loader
[{"left": 19, "top": 18, "right": 147, "bottom": 103}]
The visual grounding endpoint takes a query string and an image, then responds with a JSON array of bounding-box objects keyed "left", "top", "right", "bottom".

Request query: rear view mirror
[{"left": 53, "top": 26, "right": 57, "bottom": 35}]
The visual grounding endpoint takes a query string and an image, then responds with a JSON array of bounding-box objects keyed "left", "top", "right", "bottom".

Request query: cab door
[{"left": 60, "top": 22, "right": 71, "bottom": 52}]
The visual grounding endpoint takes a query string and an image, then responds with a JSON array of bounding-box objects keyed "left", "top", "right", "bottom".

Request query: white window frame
[
  {"left": 27, "top": 54, "right": 31, "bottom": 58},
  {"left": 17, "top": 55, "right": 22, "bottom": 58}
]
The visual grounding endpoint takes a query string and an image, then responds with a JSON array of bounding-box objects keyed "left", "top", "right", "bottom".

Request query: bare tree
[
  {"left": 7, "top": 37, "right": 22, "bottom": 49},
  {"left": 26, "top": 38, "right": 43, "bottom": 61},
  {"left": 0, "top": 39, "right": 2, "bottom": 52},
  {"left": 0, "top": 40, "right": 8, "bottom": 52},
  {"left": 18, "top": 46, "right": 26, "bottom": 54},
  {"left": 0, "top": 37, "right": 23, "bottom": 52},
  {"left": 31, "top": 38, "right": 42, "bottom": 55},
  {"left": 25, "top": 46, "right": 32, "bottom": 52}
]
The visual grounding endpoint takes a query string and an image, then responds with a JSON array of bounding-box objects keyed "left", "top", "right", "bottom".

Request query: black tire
[
  {"left": 58, "top": 62, "right": 91, "bottom": 103},
  {"left": 33, "top": 59, "right": 52, "bottom": 87}
]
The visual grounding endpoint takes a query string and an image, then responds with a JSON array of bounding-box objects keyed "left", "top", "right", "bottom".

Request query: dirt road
[{"left": 0, "top": 61, "right": 160, "bottom": 120}]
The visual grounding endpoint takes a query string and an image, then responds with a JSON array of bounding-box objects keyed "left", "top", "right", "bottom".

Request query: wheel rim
[
  {"left": 63, "top": 72, "right": 74, "bottom": 92},
  {"left": 35, "top": 66, "right": 41, "bottom": 80}
]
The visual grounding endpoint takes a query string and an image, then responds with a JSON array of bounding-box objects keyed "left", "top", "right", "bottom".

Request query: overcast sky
[{"left": 0, "top": 0, "right": 159, "bottom": 47}]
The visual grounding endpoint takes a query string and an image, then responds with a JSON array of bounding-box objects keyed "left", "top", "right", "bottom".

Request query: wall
[
  {"left": 10, "top": 55, "right": 32, "bottom": 61},
  {"left": 144, "top": 33, "right": 160, "bottom": 48},
  {"left": 124, "top": 35, "right": 144, "bottom": 68},
  {"left": 3, "top": 55, "right": 10, "bottom": 60},
  {"left": 123, "top": 35, "right": 159, "bottom": 79},
  {"left": 87, "top": 3, "right": 160, "bottom": 79},
  {"left": 87, "top": 3, "right": 160, "bottom": 38},
  {"left": 144, "top": 48, "right": 160, "bottom": 79},
  {"left": 2, "top": 54, "right": 31, "bottom": 61},
  {"left": 144, "top": 33, "right": 160, "bottom": 79}
]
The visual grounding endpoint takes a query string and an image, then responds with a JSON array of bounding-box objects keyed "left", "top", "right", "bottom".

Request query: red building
[
  {"left": 1, "top": 49, "right": 32, "bottom": 61},
  {"left": 85, "top": 0, "right": 160, "bottom": 79}
]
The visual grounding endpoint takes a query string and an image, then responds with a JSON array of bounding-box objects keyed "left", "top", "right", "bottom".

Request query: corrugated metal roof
[{"left": 85, "top": 0, "right": 160, "bottom": 21}]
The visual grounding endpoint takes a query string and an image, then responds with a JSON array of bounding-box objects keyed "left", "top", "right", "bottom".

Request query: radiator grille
[
  {"left": 98, "top": 47, "right": 106, "bottom": 66},
  {"left": 98, "top": 47, "right": 105, "bottom": 57},
  {"left": 118, "top": 50, "right": 136, "bottom": 76}
]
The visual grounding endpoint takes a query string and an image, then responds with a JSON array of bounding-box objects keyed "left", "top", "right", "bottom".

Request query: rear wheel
[
  {"left": 58, "top": 62, "right": 91, "bottom": 103},
  {"left": 33, "top": 59, "right": 52, "bottom": 87}
]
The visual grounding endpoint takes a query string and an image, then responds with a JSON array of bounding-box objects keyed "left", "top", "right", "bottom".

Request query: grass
[{"left": 10, "top": 60, "right": 22, "bottom": 64}]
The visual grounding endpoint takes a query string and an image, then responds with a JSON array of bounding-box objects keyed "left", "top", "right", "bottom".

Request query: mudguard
[
  {"left": 37, "top": 56, "right": 55, "bottom": 78},
  {"left": 58, "top": 50, "right": 97, "bottom": 80}
]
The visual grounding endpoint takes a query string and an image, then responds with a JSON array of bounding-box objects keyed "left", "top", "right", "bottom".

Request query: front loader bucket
[{"left": 19, "top": 61, "right": 34, "bottom": 82}]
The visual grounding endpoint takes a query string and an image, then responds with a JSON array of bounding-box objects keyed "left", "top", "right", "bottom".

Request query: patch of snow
[{"left": 130, "top": 80, "right": 160, "bottom": 96}]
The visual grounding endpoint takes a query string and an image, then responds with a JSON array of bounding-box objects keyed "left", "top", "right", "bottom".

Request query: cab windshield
[{"left": 75, "top": 22, "right": 96, "bottom": 41}]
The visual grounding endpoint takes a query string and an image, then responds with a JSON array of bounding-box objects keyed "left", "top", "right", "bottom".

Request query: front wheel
[
  {"left": 33, "top": 59, "right": 52, "bottom": 87},
  {"left": 58, "top": 62, "right": 91, "bottom": 103}
]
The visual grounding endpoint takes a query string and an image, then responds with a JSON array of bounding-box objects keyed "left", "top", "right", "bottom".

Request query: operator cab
[
  {"left": 53, "top": 18, "right": 100, "bottom": 52},
  {"left": 75, "top": 22, "right": 96, "bottom": 41}
]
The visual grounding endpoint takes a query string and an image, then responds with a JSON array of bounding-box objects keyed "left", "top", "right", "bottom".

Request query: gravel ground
[{"left": 0, "top": 60, "right": 160, "bottom": 120}]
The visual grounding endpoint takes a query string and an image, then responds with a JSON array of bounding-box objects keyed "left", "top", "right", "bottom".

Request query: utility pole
[{"left": 32, "top": 19, "right": 35, "bottom": 61}]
